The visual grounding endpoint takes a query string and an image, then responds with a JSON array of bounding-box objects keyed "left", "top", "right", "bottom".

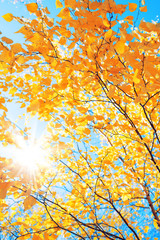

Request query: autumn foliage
[{"left": 0, "top": 0, "right": 160, "bottom": 239}]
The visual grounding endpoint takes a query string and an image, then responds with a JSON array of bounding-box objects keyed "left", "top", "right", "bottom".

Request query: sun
[
  {"left": 13, "top": 136, "right": 48, "bottom": 174},
  {"left": 14, "top": 143, "right": 45, "bottom": 171}
]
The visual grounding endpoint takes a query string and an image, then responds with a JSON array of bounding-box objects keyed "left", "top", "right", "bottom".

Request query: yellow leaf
[
  {"left": 115, "top": 40, "right": 125, "bottom": 54},
  {"left": 26, "top": 3, "right": 38, "bottom": 13},
  {"left": 105, "top": 29, "right": 112, "bottom": 39},
  {"left": 134, "top": 78, "right": 140, "bottom": 84},
  {"left": 2, "top": 13, "right": 13, "bottom": 22},
  {"left": 144, "top": 226, "right": 149, "bottom": 233},
  {"left": 55, "top": 123, "right": 61, "bottom": 128},
  {"left": 9, "top": 87, "right": 17, "bottom": 95},
  {"left": 103, "top": 19, "right": 110, "bottom": 28},
  {"left": 133, "top": 69, "right": 140, "bottom": 83},
  {"left": 12, "top": 221, "right": 29, "bottom": 228},
  {"left": 56, "top": 0, "right": 63, "bottom": 8},
  {"left": 129, "top": 3, "right": 137, "bottom": 12},
  {"left": 122, "top": 194, "right": 131, "bottom": 201},
  {"left": 20, "top": 103, "right": 26, "bottom": 108},
  {"left": 2, "top": 142, "right": 8, "bottom": 147},
  {"left": 153, "top": 219, "right": 159, "bottom": 229},
  {"left": 140, "top": 6, "right": 147, "bottom": 12}
]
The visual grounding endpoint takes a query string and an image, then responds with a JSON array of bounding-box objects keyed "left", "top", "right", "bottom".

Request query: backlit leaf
[
  {"left": 56, "top": 0, "right": 63, "bottom": 8},
  {"left": 11, "top": 43, "right": 24, "bottom": 54},
  {"left": 140, "top": 6, "right": 147, "bottom": 12},
  {"left": 144, "top": 226, "right": 149, "bottom": 233},
  {"left": 32, "top": 233, "right": 42, "bottom": 240},
  {"left": 1, "top": 37, "right": 13, "bottom": 44},
  {"left": 133, "top": 69, "right": 140, "bottom": 83},
  {"left": 105, "top": 29, "right": 113, "bottom": 39},
  {"left": 84, "top": 128, "right": 91, "bottom": 135},
  {"left": 9, "top": 87, "right": 17, "bottom": 95},
  {"left": 41, "top": 78, "right": 51, "bottom": 86},
  {"left": 26, "top": 3, "right": 38, "bottom": 13},
  {"left": 57, "top": 7, "right": 72, "bottom": 19},
  {"left": 129, "top": 3, "right": 137, "bottom": 12},
  {"left": 103, "top": 19, "right": 110, "bottom": 28},
  {"left": 24, "top": 196, "right": 37, "bottom": 211},
  {"left": 2, "top": 13, "right": 13, "bottom": 22},
  {"left": 0, "top": 182, "right": 11, "bottom": 199},
  {"left": 20, "top": 103, "right": 26, "bottom": 108},
  {"left": 115, "top": 40, "right": 125, "bottom": 54}
]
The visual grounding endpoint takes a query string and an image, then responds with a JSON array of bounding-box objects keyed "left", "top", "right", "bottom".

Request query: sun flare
[
  {"left": 13, "top": 136, "right": 48, "bottom": 173},
  {"left": 15, "top": 144, "right": 45, "bottom": 170}
]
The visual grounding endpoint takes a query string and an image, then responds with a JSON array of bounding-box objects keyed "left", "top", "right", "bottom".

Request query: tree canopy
[{"left": 0, "top": 0, "right": 160, "bottom": 239}]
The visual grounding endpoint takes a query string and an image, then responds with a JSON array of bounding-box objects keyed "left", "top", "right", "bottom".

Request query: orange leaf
[
  {"left": 24, "top": 196, "right": 37, "bottom": 211},
  {"left": 2, "top": 13, "right": 13, "bottom": 22},
  {"left": 41, "top": 78, "right": 51, "bottom": 86},
  {"left": 55, "top": 123, "right": 61, "bottom": 128},
  {"left": 140, "top": 6, "right": 147, "bottom": 12},
  {"left": 84, "top": 128, "right": 91, "bottom": 135},
  {"left": 124, "top": 16, "right": 134, "bottom": 21},
  {"left": 11, "top": 43, "right": 24, "bottom": 54},
  {"left": 27, "top": 100, "right": 39, "bottom": 112},
  {"left": 26, "top": 3, "right": 38, "bottom": 13},
  {"left": 32, "top": 233, "right": 42, "bottom": 240},
  {"left": 0, "top": 97, "right": 5, "bottom": 104},
  {"left": 155, "top": 152, "right": 160, "bottom": 158},
  {"left": 129, "top": 3, "right": 137, "bottom": 12},
  {"left": 56, "top": 0, "right": 63, "bottom": 8},
  {"left": 1, "top": 37, "right": 13, "bottom": 44},
  {"left": 44, "top": 232, "right": 51, "bottom": 240},
  {"left": 57, "top": 7, "right": 72, "bottom": 20},
  {"left": 0, "top": 104, "right": 8, "bottom": 112},
  {"left": 0, "top": 182, "right": 11, "bottom": 199},
  {"left": 44, "top": 7, "right": 50, "bottom": 14}
]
